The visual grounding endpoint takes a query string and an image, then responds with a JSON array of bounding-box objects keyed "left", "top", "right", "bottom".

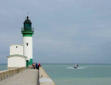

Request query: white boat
[{"left": 74, "top": 64, "right": 79, "bottom": 69}]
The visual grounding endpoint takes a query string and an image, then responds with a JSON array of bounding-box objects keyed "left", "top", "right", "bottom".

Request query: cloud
[{"left": 0, "top": 0, "right": 111, "bottom": 64}]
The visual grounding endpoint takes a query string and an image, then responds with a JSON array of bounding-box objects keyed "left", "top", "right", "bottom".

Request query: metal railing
[{"left": 21, "top": 28, "right": 34, "bottom": 33}]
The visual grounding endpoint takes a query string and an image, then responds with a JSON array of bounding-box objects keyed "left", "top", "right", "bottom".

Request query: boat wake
[{"left": 66, "top": 66, "right": 87, "bottom": 70}]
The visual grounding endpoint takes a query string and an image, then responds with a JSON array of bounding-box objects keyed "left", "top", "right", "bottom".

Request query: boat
[{"left": 74, "top": 64, "right": 79, "bottom": 69}]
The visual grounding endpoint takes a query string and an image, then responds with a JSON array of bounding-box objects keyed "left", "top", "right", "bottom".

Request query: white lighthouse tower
[
  {"left": 8, "top": 16, "right": 34, "bottom": 68},
  {"left": 21, "top": 16, "right": 34, "bottom": 67}
]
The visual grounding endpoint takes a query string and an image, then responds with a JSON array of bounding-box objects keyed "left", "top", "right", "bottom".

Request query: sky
[{"left": 0, "top": 0, "right": 111, "bottom": 64}]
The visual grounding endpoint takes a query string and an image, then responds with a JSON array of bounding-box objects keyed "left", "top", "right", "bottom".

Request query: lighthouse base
[{"left": 26, "top": 59, "right": 33, "bottom": 67}]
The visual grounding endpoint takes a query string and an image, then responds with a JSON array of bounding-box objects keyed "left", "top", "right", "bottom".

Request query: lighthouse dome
[
  {"left": 21, "top": 16, "right": 34, "bottom": 37},
  {"left": 24, "top": 16, "right": 32, "bottom": 24},
  {"left": 23, "top": 16, "right": 32, "bottom": 31}
]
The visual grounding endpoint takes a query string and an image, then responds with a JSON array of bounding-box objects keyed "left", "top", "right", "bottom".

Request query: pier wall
[
  {"left": 0, "top": 67, "right": 55, "bottom": 85},
  {"left": 39, "top": 67, "right": 55, "bottom": 85},
  {"left": 0, "top": 67, "right": 25, "bottom": 81}
]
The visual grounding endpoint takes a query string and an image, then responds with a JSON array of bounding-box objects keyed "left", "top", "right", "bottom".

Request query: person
[
  {"left": 32, "top": 63, "right": 35, "bottom": 69},
  {"left": 26, "top": 60, "right": 29, "bottom": 67},
  {"left": 36, "top": 63, "right": 39, "bottom": 70},
  {"left": 38, "top": 63, "right": 41, "bottom": 67}
]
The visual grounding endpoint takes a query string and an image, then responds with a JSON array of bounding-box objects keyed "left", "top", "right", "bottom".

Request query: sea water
[
  {"left": 43, "top": 64, "right": 111, "bottom": 85},
  {"left": 0, "top": 64, "right": 7, "bottom": 71}
]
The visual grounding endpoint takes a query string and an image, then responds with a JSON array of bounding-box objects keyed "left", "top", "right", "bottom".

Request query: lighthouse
[
  {"left": 22, "top": 16, "right": 34, "bottom": 66},
  {"left": 7, "top": 16, "right": 34, "bottom": 68}
]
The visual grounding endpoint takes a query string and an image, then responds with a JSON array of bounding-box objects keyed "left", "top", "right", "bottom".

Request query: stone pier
[
  {"left": 0, "top": 69, "right": 38, "bottom": 85},
  {"left": 39, "top": 67, "right": 55, "bottom": 85},
  {"left": 0, "top": 67, "right": 55, "bottom": 85}
]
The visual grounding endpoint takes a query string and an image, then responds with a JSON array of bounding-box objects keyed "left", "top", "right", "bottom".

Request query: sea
[
  {"left": 42, "top": 64, "right": 111, "bottom": 85},
  {"left": 0, "top": 64, "right": 7, "bottom": 71},
  {"left": 0, "top": 64, "right": 111, "bottom": 85}
]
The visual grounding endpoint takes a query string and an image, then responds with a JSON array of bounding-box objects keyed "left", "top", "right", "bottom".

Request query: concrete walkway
[{"left": 0, "top": 69, "right": 38, "bottom": 85}]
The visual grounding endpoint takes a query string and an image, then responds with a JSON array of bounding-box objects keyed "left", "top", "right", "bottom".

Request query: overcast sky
[{"left": 0, "top": 0, "right": 111, "bottom": 64}]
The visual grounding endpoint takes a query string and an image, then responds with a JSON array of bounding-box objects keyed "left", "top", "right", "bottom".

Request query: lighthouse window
[{"left": 26, "top": 43, "right": 28, "bottom": 46}]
